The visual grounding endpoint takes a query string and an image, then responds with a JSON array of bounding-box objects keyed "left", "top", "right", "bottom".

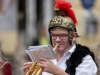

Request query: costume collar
[{"left": 64, "top": 44, "right": 76, "bottom": 56}]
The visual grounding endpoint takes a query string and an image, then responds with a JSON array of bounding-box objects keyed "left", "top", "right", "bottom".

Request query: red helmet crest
[{"left": 54, "top": 0, "right": 77, "bottom": 25}]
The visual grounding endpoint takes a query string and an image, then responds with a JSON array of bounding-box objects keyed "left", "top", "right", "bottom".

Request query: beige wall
[
  {"left": 0, "top": 31, "right": 18, "bottom": 56},
  {"left": 72, "top": 0, "right": 100, "bottom": 56}
]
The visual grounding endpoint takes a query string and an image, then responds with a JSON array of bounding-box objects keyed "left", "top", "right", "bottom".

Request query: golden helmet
[
  {"left": 48, "top": 16, "right": 75, "bottom": 32},
  {"left": 48, "top": 15, "right": 76, "bottom": 43}
]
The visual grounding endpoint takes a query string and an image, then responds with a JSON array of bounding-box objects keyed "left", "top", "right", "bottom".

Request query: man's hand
[
  {"left": 23, "top": 62, "right": 33, "bottom": 75},
  {"left": 37, "top": 58, "right": 59, "bottom": 74}
]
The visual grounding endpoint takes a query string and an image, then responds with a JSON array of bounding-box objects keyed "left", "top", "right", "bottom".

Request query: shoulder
[
  {"left": 76, "top": 55, "right": 98, "bottom": 74},
  {"left": 67, "top": 44, "right": 96, "bottom": 67},
  {"left": 75, "top": 44, "right": 94, "bottom": 57},
  {"left": 83, "top": 55, "right": 95, "bottom": 62},
  {"left": 75, "top": 44, "right": 90, "bottom": 51},
  {"left": 65, "top": 44, "right": 97, "bottom": 74}
]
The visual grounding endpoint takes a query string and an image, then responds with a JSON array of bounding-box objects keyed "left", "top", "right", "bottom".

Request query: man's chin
[{"left": 56, "top": 48, "right": 65, "bottom": 52}]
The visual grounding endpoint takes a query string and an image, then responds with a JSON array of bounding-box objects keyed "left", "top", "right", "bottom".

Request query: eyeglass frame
[{"left": 50, "top": 32, "right": 69, "bottom": 40}]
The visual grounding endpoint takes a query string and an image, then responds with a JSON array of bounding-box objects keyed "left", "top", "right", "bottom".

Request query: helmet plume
[{"left": 54, "top": 0, "right": 77, "bottom": 25}]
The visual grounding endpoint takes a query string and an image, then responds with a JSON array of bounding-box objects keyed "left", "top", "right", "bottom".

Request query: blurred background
[{"left": 0, "top": 0, "right": 100, "bottom": 75}]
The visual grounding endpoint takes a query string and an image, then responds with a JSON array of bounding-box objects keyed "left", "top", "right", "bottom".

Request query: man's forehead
[
  {"left": 51, "top": 28, "right": 68, "bottom": 33},
  {"left": 51, "top": 27, "right": 68, "bottom": 31}
]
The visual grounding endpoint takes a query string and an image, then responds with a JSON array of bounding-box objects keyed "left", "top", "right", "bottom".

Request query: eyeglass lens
[{"left": 51, "top": 33, "right": 68, "bottom": 40}]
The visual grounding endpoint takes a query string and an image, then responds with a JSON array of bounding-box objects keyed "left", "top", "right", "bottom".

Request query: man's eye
[
  {"left": 60, "top": 34, "right": 67, "bottom": 36},
  {"left": 52, "top": 35, "right": 57, "bottom": 36}
]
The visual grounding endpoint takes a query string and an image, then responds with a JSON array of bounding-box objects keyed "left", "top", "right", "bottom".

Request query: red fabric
[
  {"left": 54, "top": 0, "right": 77, "bottom": 25},
  {"left": 0, "top": 61, "right": 12, "bottom": 75}
]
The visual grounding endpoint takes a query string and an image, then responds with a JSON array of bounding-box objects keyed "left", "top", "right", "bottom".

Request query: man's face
[{"left": 50, "top": 28, "right": 71, "bottom": 53}]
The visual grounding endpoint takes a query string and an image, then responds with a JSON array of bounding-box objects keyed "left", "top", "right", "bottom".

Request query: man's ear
[{"left": 73, "top": 32, "right": 77, "bottom": 42}]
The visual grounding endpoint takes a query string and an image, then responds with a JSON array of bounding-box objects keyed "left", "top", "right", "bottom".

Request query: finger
[
  {"left": 23, "top": 62, "right": 33, "bottom": 66},
  {"left": 37, "top": 62, "right": 45, "bottom": 68},
  {"left": 24, "top": 69, "right": 29, "bottom": 74},
  {"left": 37, "top": 62, "right": 42, "bottom": 66},
  {"left": 39, "top": 57, "right": 48, "bottom": 61},
  {"left": 23, "top": 65, "right": 30, "bottom": 72},
  {"left": 39, "top": 60, "right": 45, "bottom": 64},
  {"left": 24, "top": 69, "right": 33, "bottom": 75},
  {"left": 23, "top": 62, "right": 33, "bottom": 72},
  {"left": 23, "top": 65, "right": 29, "bottom": 72}
]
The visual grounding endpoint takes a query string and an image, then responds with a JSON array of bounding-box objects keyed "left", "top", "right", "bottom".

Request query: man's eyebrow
[
  {"left": 50, "top": 31, "right": 68, "bottom": 34},
  {"left": 51, "top": 33, "right": 68, "bottom": 36}
]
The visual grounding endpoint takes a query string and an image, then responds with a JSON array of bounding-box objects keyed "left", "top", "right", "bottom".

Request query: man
[{"left": 23, "top": 0, "right": 98, "bottom": 75}]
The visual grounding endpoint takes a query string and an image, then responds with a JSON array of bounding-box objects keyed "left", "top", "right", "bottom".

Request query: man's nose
[{"left": 56, "top": 36, "right": 61, "bottom": 41}]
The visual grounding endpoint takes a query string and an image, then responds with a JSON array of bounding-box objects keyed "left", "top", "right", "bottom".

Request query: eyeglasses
[{"left": 50, "top": 33, "right": 68, "bottom": 40}]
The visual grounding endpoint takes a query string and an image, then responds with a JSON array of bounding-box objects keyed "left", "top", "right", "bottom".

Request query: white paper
[{"left": 26, "top": 45, "right": 56, "bottom": 62}]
